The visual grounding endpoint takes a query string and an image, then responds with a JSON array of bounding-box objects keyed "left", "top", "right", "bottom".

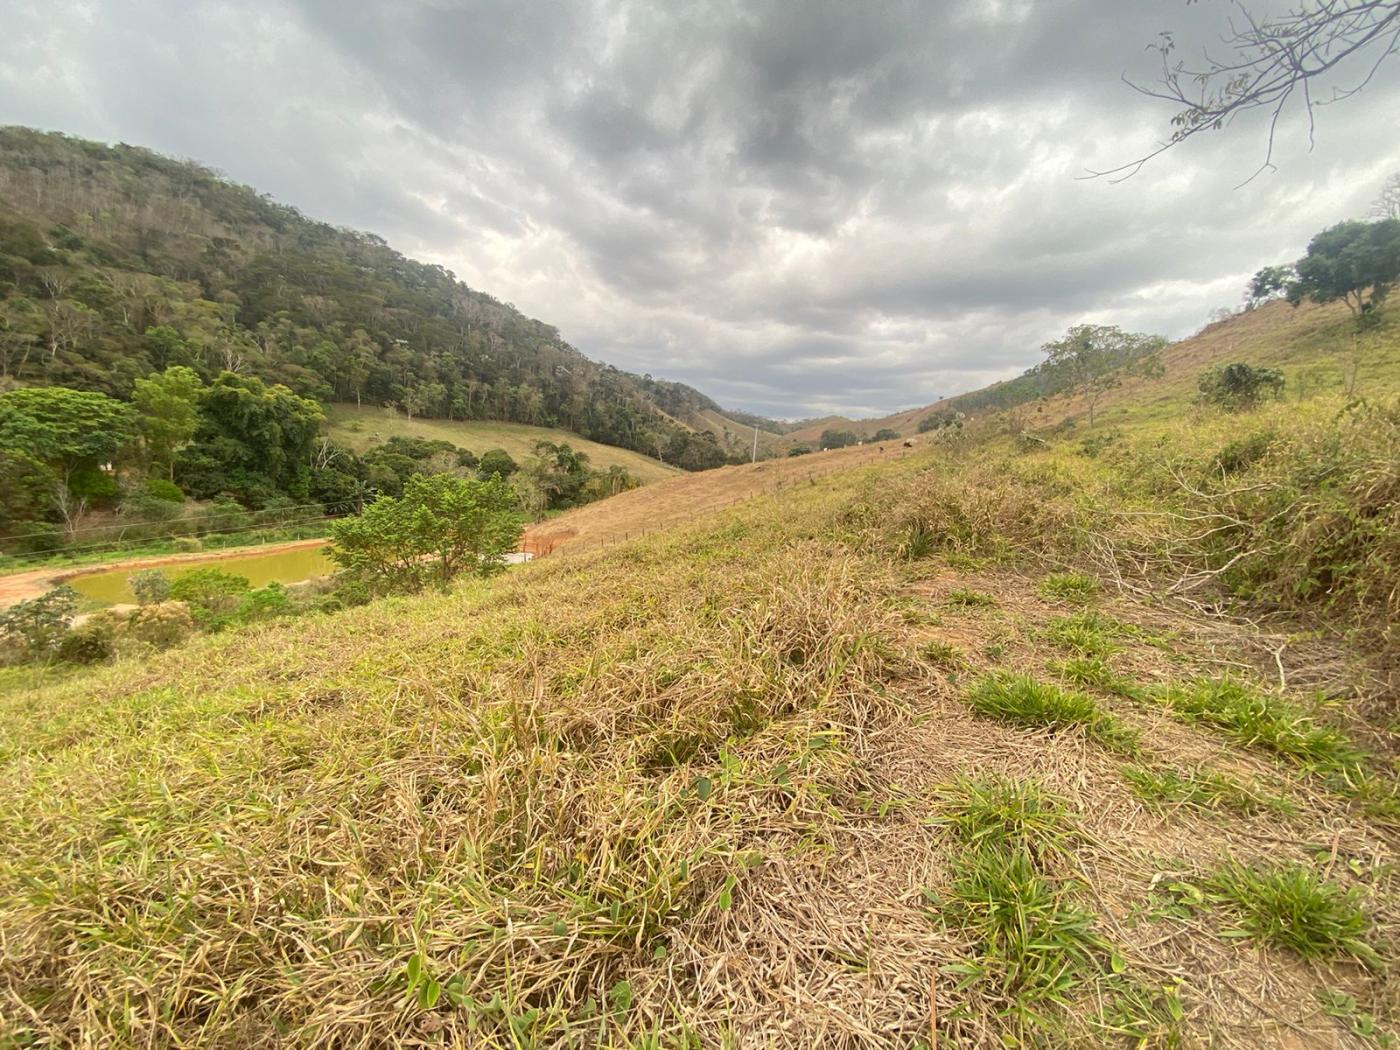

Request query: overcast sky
[{"left": 2, "top": 1, "right": 1397, "bottom": 418}]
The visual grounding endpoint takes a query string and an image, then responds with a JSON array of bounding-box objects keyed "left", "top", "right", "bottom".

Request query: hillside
[
  {"left": 325, "top": 404, "right": 682, "bottom": 485},
  {"left": 788, "top": 297, "right": 1400, "bottom": 444},
  {"left": 4, "top": 376, "right": 1397, "bottom": 1044},
  {"left": 0, "top": 127, "right": 768, "bottom": 470}
]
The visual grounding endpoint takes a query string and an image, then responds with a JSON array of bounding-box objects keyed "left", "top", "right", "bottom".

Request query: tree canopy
[
  {"left": 1288, "top": 219, "right": 1400, "bottom": 322},
  {"left": 1040, "top": 325, "right": 1167, "bottom": 427},
  {"left": 328, "top": 473, "right": 521, "bottom": 593}
]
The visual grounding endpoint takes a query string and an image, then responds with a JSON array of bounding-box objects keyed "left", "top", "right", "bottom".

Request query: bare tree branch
[{"left": 1088, "top": 1, "right": 1400, "bottom": 181}]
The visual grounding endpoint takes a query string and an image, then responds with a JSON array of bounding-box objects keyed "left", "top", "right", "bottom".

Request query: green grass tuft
[
  {"left": 933, "top": 775, "right": 1071, "bottom": 853},
  {"left": 941, "top": 847, "right": 1105, "bottom": 1019},
  {"left": 946, "top": 587, "right": 997, "bottom": 608},
  {"left": 1038, "top": 572, "right": 1099, "bottom": 605},
  {"left": 1122, "top": 764, "right": 1295, "bottom": 815},
  {"left": 1202, "top": 861, "right": 1379, "bottom": 966},
  {"left": 1045, "top": 612, "right": 1119, "bottom": 658},
  {"left": 921, "top": 639, "right": 965, "bottom": 669},
  {"left": 1156, "top": 677, "right": 1362, "bottom": 771},
  {"left": 1047, "top": 655, "right": 1141, "bottom": 697},
  {"left": 966, "top": 672, "right": 1140, "bottom": 754}
]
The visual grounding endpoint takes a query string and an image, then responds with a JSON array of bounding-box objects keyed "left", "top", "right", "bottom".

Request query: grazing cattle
[{"left": 902, "top": 440, "right": 914, "bottom": 448}]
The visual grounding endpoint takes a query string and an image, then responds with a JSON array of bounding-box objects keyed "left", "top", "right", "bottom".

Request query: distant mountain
[{"left": 0, "top": 127, "right": 780, "bottom": 470}]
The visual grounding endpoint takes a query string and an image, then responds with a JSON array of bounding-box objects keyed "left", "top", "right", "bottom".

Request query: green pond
[{"left": 67, "top": 545, "right": 336, "bottom": 606}]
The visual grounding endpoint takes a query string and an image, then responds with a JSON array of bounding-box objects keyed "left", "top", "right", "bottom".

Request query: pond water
[{"left": 67, "top": 545, "right": 336, "bottom": 606}]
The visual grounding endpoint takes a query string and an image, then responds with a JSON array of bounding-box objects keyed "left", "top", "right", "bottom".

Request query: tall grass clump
[
  {"left": 1202, "top": 862, "right": 1379, "bottom": 966},
  {"left": 851, "top": 461, "right": 1083, "bottom": 563}
]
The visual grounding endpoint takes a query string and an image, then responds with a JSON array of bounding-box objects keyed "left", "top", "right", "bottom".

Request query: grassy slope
[
  {"left": 326, "top": 404, "right": 682, "bottom": 484},
  {"left": 787, "top": 298, "right": 1400, "bottom": 443},
  {"left": 3, "top": 416, "right": 1398, "bottom": 1046}
]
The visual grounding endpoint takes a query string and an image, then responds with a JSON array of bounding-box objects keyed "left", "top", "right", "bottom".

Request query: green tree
[
  {"left": 0, "top": 586, "right": 79, "bottom": 661},
  {"left": 1288, "top": 219, "right": 1400, "bottom": 322},
  {"left": 329, "top": 473, "right": 521, "bottom": 593},
  {"left": 176, "top": 372, "right": 324, "bottom": 502},
  {"left": 477, "top": 448, "right": 519, "bottom": 479},
  {"left": 1040, "top": 325, "right": 1167, "bottom": 427},
  {"left": 819, "top": 429, "right": 859, "bottom": 449},
  {"left": 0, "top": 386, "right": 137, "bottom": 479},
  {"left": 871, "top": 428, "right": 901, "bottom": 441},
  {"left": 0, "top": 386, "right": 137, "bottom": 534},
  {"left": 0, "top": 450, "right": 55, "bottom": 531},
  {"left": 1247, "top": 265, "right": 1296, "bottom": 308},
  {"left": 132, "top": 365, "right": 204, "bottom": 479}
]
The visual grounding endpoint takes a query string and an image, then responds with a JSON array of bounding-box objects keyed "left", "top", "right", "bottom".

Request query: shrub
[
  {"left": 233, "top": 582, "right": 293, "bottom": 623},
  {"left": 1200, "top": 401, "right": 1400, "bottom": 665},
  {"left": 787, "top": 445, "right": 812, "bottom": 457},
  {"left": 125, "top": 601, "right": 196, "bottom": 649},
  {"left": 0, "top": 586, "right": 79, "bottom": 662},
  {"left": 1212, "top": 431, "right": 1275, "bottom": 474},
  {"left": 144, "top": 478, "right": 185, "bottom": 503},
  {"left": 477, "top": 449, "right": 518, "bottom": 479},
  {"left": 1197, "top": 362, "right": 1285, "bottom": 411},
  {"left": 1077, "top": 429, "right": 1120, "bottom": 458},
  {"left": 57, "top": 618, "right": 117, "bottom": 664},
  {"left": 819, "top": 429, "right": 859, "bottom": 450},
  {"left": 9, "top": 522, "right": 64, "bottom": 554},
  {"left": 329, "top": 473, "right": 522, "bottom": 593},
  {"left": 119, "top": 493, "right": 184, "bottom": 524},
  {"left": 199, "top": 496, "right": 251, "bottom": 534},
  {"left": 255, "top": 496, "right": 315, "bottom": 527},
  {"left": 172, "top": 537, "right": 203, "bottom": 553},
  {"left": 128, "top": 569, "right": 172, "bottom": 605},
  {"left": 169, "top": 568, "right": 251, "bottom": 628}
]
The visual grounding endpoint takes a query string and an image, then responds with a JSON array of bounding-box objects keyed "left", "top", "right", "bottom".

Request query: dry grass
[{"left": 2, "top": 421, "right": 1398, "bottom": 1047}]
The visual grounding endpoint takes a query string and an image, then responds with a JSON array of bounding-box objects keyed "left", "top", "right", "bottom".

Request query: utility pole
[{"left": 751, "top": 424, "right": 759, "bottom": 463}]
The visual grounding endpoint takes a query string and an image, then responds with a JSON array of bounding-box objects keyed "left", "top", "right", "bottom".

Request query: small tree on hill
[
  {"left": 1288, "top": 218, "right": 1400, "bottom": 393},
  {"left": 329, "top": 473, "right": 521, "bottom": 593},
  {"left": 819, "top": 429, "right": 859, "bottom": 449},
  {"left": 1289, "top": 219, "right": 1400, "bottom": 321},
  {"left": 477, "top": 448, "right": 518, "bottom": 479},
  {"left": 1197, "top": 363, "right": 1286, "bottom": 411},
  {"left": 1041, "top": 324, "right": 1167, "bottom": 427}
]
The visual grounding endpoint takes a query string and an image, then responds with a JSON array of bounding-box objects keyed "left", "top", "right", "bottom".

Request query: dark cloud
[{"left": 2, "top": 0, "right": 1397, "bottom": 417}]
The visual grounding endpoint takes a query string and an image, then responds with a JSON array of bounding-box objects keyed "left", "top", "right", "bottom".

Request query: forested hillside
[{"left": 0, "top": 127, "right": 750, "bottom": 469}]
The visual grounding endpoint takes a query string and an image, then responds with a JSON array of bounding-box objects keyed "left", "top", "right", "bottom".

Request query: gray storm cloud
[{"left": 2, "top": 0, "right": 1397, "bottom": 417}]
